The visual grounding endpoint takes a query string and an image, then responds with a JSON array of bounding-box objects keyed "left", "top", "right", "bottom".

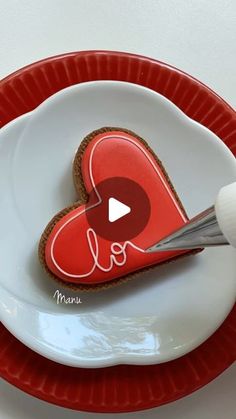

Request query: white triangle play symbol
[{"left": 108, "top": 197, "right": 131, "bottom": 223}]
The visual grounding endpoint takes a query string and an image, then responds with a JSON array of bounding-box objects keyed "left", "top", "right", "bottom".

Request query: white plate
[{"left": 0, "top": 81, "right": 236, "bottom": 368}]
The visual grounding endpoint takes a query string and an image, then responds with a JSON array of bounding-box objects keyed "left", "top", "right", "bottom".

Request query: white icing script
[
  {"left": 73, "top": 228, "right": 145, "bottom": 278},
  {"left": 50, "top": 134, "right": 186, "bottom": 279}
]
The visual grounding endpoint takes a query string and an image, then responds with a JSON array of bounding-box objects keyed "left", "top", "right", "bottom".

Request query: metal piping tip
[
  {"left": 146, "top": 237, "right": 172, "bottom": 252},
  {"left": 146, "top": 241, "right": 172, "bottom": 253},
  {"left": 145, "top": 206, "right": 229, "bottom": 253}
]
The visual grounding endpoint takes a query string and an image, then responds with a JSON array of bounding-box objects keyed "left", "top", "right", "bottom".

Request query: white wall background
[{"left": 0, "top": 0, "right": 236, "bottom": 108}]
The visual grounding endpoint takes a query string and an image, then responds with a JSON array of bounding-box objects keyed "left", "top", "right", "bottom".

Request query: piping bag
[{"left": 146, "top": 182, "right": 236, "bottom": 252}]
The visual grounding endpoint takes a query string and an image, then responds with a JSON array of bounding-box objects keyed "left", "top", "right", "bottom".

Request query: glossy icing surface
[{"left": 45, "top": 131, "right": 188, "bottom": 284}]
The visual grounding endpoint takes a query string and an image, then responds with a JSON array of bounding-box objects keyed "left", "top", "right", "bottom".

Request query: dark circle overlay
[{"left": 86, "top": 177, "right": 151, "bottom": 242}]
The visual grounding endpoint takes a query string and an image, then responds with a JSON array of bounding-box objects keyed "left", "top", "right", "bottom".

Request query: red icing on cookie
[{"left": 45, "top": 130, "right": 189, "bottom": 285}]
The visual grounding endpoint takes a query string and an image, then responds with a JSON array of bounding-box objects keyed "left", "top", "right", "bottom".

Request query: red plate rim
[{"left": 0, "top": 50, "right": 235, "bottom": 413}]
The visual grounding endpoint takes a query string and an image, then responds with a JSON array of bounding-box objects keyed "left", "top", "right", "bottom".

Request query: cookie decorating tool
[{"left": 146, "top": 182, "right": 236, "bottom": 252}]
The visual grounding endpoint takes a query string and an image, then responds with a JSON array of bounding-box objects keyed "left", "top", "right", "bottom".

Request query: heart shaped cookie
[{"left": 39, "top": 127, "right": 199, "bottom": 290}]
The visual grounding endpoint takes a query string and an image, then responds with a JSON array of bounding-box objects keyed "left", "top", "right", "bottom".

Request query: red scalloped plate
[{"left": 0, "top": 51, "right": 235, "bottom": 413}]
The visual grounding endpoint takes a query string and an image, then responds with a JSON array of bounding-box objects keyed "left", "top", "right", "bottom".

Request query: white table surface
[{"left": 0, "top": 0, "right": 235, "bottom": 417}]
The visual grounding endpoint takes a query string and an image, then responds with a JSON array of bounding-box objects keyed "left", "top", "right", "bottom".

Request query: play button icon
[
  {"left": 86, "top": 176, "right": 151, "bottom": 242},
  {"left": 108, "top": 198, "right": 131, "bottom": 223}
]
